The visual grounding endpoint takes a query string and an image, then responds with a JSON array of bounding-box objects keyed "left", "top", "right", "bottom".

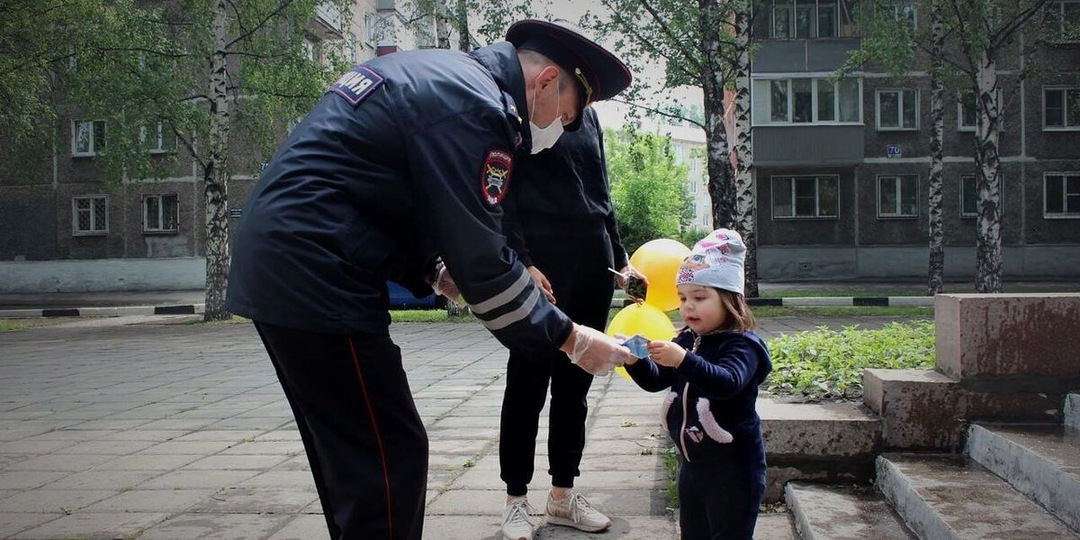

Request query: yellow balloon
[
  {"left": 607, "top": 302, "right": 677, "bottom": 381},
  {"left": 629, "top": 239, "right": 690, "bottom": 312},
  {"left": 606, "top": 302, "right": 677, "bottom": 342}
]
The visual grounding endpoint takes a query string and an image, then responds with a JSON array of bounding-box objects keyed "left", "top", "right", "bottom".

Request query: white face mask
[{"left": 529, "top": 78, "right": 564, "bottom": 154}]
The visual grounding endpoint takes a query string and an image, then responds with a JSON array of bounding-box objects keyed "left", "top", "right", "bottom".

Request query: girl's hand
[{"left": 647, "top": 341, "right": 685, "bottom": 368}]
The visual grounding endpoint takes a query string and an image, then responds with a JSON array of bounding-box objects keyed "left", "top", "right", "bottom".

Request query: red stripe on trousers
[{"left": 347, "top": 336, "right": 394, "bottom": 539}]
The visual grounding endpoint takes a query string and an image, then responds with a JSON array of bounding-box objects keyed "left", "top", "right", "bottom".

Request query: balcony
[{"left": 314, "top": 2, "right": 343, "bottom": 37}]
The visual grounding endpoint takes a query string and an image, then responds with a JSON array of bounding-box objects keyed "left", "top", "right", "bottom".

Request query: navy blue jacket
[
  {"left": 501, "top": 107, "right": 627, "bottom": 269},
  {"left": 227, "top": 42, "right": 572, "bottom": 352},
  {"left": 624, "top": 328, "right": 772, "bottom": 463}
]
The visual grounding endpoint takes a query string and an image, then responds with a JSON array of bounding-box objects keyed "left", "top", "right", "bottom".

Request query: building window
[
  {"left": 959, "top": 90, "right": 1005, "bottom": 131},
  {"left": 72, "top": 120, "right": 106, "bottom": 157},
  {"left": 959, "top": 174, "right": 1004, "bottom": 218},
  {"left": 961, "top": 174, "right": 978, "bottom": 217},
  {"left": 772, "top": 0, "right": 839, "bottom": 38},
  {"left": 140, "top": 123, "right": 175, "bottom": 154},
  {"left": 754, "top": 77, "right": 860, "bottom": 124},
  {"left": 1045, "top": 173, "right": 1080, "bottom": 217},
  {"left": 877, "top": 89, "right": 918, "bottom": 130},
  {"left": 772, "top": 175, "right": 839, "bottom": 219},
  {"left": 144, "top": 194, "right": 179, "bottom": 233},
  {"left": 1049, "top": 1, "right": 1080, "bottom": 42},
  {"left": 73, "top": 195, "right": 108, "bottom": 235},
  {"left": 877, "top": 175, "right": 919, "bottom": 218},
  {"left": 894, "top": 2, "right": 917, "bottom": 28},
  {"left": 1045, "top": 87, "right": 1080, "bottom": 130}
]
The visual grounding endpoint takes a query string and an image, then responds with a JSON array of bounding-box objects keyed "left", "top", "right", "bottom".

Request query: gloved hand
[
  {"left": 432, "top": 262, "right": 463, "bottom": 304},
  {"left": 561, "top": 324, "right": 635, "bottom": 376}
]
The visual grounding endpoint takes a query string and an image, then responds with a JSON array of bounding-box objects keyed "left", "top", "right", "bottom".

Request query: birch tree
[
  {"left": 844, "top": 0, "right": 950, "bottom": 294},
  {"left": 849, "top": 0, "right": 1053, "bottom": 293},
  {"left": 399, "top": 0, "right": 542, "bottom": 50},
  {"left": 937, "top": 0, "right": 1051, "bottom": 292},
  {"left": 587, "top": 0, "right": 763, "bottom": 296}
]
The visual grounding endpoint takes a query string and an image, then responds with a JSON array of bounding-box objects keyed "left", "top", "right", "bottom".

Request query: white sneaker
[
  {"left": 545, "top": 490, "right": 612, "bottom": 532},
  {"left": 502, "top": 497, "right": 535, "bottom": 540}
]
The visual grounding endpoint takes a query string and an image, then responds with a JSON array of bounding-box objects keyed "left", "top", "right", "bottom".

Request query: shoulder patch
[
  {"left": 480, "top": 148, "right": 513, "bottom": 206},
  {"left": 327, "top": 66, "right": 384, "bottom": 106}
]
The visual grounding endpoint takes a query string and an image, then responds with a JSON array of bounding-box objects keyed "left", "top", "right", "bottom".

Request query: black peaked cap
[{"left": 506, "top": 19, "right": 632, "bottom": 131}]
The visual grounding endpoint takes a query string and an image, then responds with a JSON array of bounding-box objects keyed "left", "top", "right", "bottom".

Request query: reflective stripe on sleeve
[
  {"left": 477, "top": 287, "right": 541, "bottom": 331},
  {"left": 469, "top": 270, "right": 531, "bottom": 316}
]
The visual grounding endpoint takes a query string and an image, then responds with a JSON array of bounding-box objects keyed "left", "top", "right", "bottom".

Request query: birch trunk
[
  {"left": 700, "top": 0, "right": 736, "bottom": 231},
  {"left": 926, "top": 0, "right": 945, "bottom": 295},
  {"left": 435, "top": 0, "right": 451, "bottom": 50},
  {"left": 973, "top": 50, "right": 1003, "bottom": 293},
  {"left": 204, "top": 0, "right": 231, "bottom": 320},
  {"left": 732, "top": 4, "right": 757, "bottom": 297},
  {"left": 455, "top": 0, "right": 470, "bottom": 52}
]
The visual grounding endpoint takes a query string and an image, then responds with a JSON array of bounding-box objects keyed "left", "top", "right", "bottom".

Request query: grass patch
[
  {"left": 0, "top": 318, "right": 75, "bottom": 332},
  {"left": 765, "top": 320, "right": 935, "bottom": 401},
  {"left": 390, "top": 309, "right": 473, "bottom": 323}
]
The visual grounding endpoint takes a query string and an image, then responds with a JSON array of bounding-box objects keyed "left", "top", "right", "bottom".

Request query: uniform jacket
[
  {"left": 227, "top": 42, "right": 572, "bottom": 353},
  {"left": 625, "top": 328, "right": 772, "bottom": 463},
  {"left": 501, "top": 107, "right": 627, "bottom": 270}
]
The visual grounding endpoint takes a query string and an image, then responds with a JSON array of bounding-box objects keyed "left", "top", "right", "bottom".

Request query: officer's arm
[{"left": 406, "top": 105, "right": 570, "bottom": 352}]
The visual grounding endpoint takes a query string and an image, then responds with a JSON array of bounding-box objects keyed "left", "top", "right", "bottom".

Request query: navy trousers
[
  {"left": 499, "top": 230, "right": 615, "bottom": 495},
  {"left": 254, "top": 322, "right": 428, "bottom": 540}
]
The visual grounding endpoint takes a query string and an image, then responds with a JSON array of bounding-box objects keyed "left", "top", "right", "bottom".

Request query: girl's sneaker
[{"left": 544, "top": 490, "right": 612, "bottom": 532}]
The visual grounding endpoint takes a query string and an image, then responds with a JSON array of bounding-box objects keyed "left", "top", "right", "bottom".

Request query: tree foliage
[{"left": 604, "top": 125, "right": 692, "bottom": 253}]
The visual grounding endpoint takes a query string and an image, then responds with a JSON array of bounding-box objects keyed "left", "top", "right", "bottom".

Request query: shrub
[{"left": 765, "top": 320, "right": 935, "bottom": 401}]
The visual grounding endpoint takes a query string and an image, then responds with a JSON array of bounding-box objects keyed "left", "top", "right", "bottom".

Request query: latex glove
[
  {"left": 432, "top": 263, "right": 463, "bottom": 304},
  {"left": 527, "top": 265, "right": 556, "bottom": 304},
  {"left": 561, "top": 324, "right": 635, "bottom": 376}
]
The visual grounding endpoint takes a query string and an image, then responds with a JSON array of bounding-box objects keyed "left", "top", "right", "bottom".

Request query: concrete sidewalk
[{"left": 0, "top": 313, "right": 910, "bottom": 539}]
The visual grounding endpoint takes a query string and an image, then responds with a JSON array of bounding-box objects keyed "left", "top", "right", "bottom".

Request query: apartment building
[
  {"left": 0, "top": 1, "right": 445, "bottom": 292},
  {"left": 750, "top": 0, "right": 1080, "bottom": 280}
]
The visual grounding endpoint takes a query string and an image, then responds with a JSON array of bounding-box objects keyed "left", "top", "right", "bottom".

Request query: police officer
[
  {"left": 226, "top": 19, "right": 634, "bottom": 540},
  {"left": 497, "top": 105, "right": 634, "bottom": 540}
]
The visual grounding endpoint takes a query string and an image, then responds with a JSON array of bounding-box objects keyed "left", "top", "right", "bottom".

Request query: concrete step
[
  {"left": 863, "top": 368, "right": 1061, "bottom": 451},
  {"left": 785, "top": 482, "right": 915, "bottom": 540},
  {"left": 759, "top": 397, "right": 882, "bottom": 503},
  {"left": 967, "top": 422, "right": 1080, "bottom": 531},
  {"left": 753, "top": 512, "right": 798, "bottom": 539},
  {"left": 877, "top": 453, "right": 1080, "bottom": 539}
]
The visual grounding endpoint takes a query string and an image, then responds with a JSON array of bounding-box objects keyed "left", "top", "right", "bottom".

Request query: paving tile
[
  {"left": 10, "top": 511, "right": 167, "bottom": 540},
  {"left": 136, "top": 512, "right": 290, "bottom": 540}
]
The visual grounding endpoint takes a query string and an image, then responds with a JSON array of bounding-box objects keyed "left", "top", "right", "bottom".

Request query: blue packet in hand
[{"left": 620, "top": 334, "right": 650, "bottom": 359}]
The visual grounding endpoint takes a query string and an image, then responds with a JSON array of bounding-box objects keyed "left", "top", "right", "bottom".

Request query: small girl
[{"left": 623, "top": 229, "right": 772, "bottom": 540}]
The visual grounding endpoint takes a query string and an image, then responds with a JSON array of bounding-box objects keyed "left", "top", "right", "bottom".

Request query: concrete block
[
  {"left": 1068, "top": 394, "right": 1080, "bottom": 432},
  {"left": 760, "top": 398, "right": 881, "bottom": 502},
  {"left": 863, "top": 369, "right": 963, "bottom": 450},
  {"left": 935, "top": 294, "right": 1080, "bottom": 392},
  {"left": 967, "top": 423, "right": 1080, "bottom": 531},
  {"left": 761, "top": 399, "right": 881, "bottom": 458},
  {"left": 864, "top": 369, "right": 1061, "bottom": 450}
]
